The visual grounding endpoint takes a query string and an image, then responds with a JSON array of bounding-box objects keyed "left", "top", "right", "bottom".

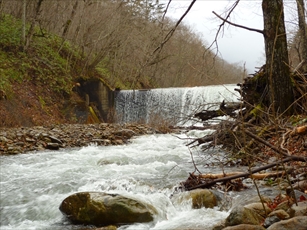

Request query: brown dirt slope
[{"left": 0, "top": 80, "right": 82, "bottom": 127}]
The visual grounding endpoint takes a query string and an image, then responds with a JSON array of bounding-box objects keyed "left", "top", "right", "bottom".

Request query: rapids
[
  {"left": 1, "top": 84, "right": 242, "bottom": 229},
  {"left": 1, "top": 133, "right": 230, "bottom": 230}
]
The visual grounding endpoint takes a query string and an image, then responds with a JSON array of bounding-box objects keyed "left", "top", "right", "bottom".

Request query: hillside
[
  {"left": 0, "top": 15, "right": 98, "bottom": 127},
  {"left": 0, "top": 10, "right": 245, "bottom": 128}
]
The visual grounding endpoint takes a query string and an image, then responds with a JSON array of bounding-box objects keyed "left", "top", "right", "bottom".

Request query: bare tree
[
  {"left": 210, "top": 0, "right": 295, "bottom": 115},
  {"left": 24, "top": 0, "right": 44, "bottom": 50},
  {"left": 262, "top": 0, "right": 294, "bottom": 115}
]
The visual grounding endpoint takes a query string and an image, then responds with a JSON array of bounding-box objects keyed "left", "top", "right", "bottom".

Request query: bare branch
[
  {"left": 212, "top": 11, "right": 264, "bottom": 34},
  {"left": 186, "top": 156, "right": 305, "bottom": 190},
  {"left": 153, "top": 0, "right": 197, "bottom": 55},
  {"left": 205, "top": 0, "right": 241, "bottom": 68}
]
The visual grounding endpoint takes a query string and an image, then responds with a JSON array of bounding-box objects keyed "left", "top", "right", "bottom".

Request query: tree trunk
[
  {"left": 25, "top": 0, "right": 44, "bottom": 50},
  {"left": 296, "top": 0, "right": 307, "bottom": 73},
  {"left": 262, "top": 0, "right": 294, "bottom": 115},
  {"left": 61, "top": 0, "right": 78, "bottom": 38},
  {"left": 22, "top": 0, "right": 26, "bottom": 47}
]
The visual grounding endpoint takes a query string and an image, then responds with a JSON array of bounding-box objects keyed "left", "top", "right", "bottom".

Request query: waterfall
[{"left": 114, "top": 84, "right": 240, "bottom": 125}]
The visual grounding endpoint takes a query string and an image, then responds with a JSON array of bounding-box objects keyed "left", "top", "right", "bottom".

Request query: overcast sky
[{"left": 162, "top": 0, "right": 302, "bottom": 73}]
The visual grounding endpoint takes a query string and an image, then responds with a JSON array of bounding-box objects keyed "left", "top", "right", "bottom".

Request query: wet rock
[
  {"left": 212, "top": 189, "right": 232, "bottom": 211},
  {"left": 263, "top": 215, "right": 280, "bottom": 228},
  {"left": 189, "top": 189, "right": 217, "bottom": 209},
  {"left": 46, "top": 142, "right": 60, "bottom": 150},
  {"left": 171, "top": 189, "right": 217, "bottom": 209},
  {"left": 266, "top": 216, "right": 307, "bottom": 230},
  {"left": 59, "top": 192, "right": 157, "bottom": 226},
  {"left": 225, "top": 206, "right": 264, "bottom": 226}
]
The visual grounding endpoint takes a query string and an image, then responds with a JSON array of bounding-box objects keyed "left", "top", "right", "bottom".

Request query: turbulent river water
[
  {"left": 0, "top": 132, "right": 232, "bottom": 230},
  {"left": 1, "top": 84, "right": 242, "bottom": 229}
]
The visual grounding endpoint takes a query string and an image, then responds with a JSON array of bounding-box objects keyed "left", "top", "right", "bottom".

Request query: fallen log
[
  {"left": 199, "top": 169, "right": 294, "bottom": 180},
  {"left": 184, "top": 156, "right": 305, "bottom": 191}
]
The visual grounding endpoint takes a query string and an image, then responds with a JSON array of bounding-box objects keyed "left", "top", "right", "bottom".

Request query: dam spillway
[{"left": 114, "top": 84, "right": 240, "bottom": 125}]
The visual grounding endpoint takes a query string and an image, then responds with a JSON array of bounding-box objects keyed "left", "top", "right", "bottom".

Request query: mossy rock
[{"left": 59, "top": 192, "right": 157, "bottom": 227}]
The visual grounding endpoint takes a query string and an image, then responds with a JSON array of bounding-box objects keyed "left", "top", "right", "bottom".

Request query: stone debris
[{"left": 0, "top": 123, "right": 156, "bottom": 155}]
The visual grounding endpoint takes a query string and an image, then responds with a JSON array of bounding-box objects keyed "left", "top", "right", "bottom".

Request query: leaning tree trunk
[{"left": 262, "top": 0, "right": 294, "bottom": 115}]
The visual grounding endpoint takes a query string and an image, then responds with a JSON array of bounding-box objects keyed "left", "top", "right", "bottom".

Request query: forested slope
[{"left": 0, "top": 1, "right": 246, "bottom": 127}]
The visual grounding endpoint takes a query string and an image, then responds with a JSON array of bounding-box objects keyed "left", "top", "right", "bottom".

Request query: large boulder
[
  {"left": 59, "top": 192, "right": 157, "bottom": 226},
  {"left": 266, "top": 216, "right": 307, "bottom": 230}
]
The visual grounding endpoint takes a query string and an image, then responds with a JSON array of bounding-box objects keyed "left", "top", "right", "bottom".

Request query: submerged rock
[
  {"left": 189, "top": 189, "right": 217, "bottom": 209},
  {"left": 59, "top": 192, "right": 157, "bottom": 227},
  {"left": 171, "top": 189, "right": 218, "bottom": 209}
]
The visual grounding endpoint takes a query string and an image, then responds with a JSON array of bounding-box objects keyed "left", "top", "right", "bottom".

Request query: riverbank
[{"left": 0, "top": 123, "right": 164, "bottom": 155}]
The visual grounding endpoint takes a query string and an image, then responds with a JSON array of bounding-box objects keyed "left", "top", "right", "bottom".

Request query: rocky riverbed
[{"left": 0, "top": 123, "right": 159, "bottom": 155}]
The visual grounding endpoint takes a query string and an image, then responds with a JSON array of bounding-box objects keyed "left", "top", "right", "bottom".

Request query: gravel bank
[{"left": 0, "top": 123, "right": 157, "bottom": 155}]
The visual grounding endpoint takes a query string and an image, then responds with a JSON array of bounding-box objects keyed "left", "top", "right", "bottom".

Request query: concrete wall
[{"left": 78, "top": 79, "right": 114, "bottom": 122}]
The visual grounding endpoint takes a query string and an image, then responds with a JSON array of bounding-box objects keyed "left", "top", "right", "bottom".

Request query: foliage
[
  {"left": 0, "top": 14, "right": 81, "bottom": 95},
  {"left": 0, "top": 14, "right": 22, "bottom": 49}
]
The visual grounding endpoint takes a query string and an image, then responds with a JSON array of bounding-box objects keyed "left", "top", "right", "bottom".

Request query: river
[
  {"left": 0, "top": 130, "right": 233, "bottom": 230},
  {"left": 1, "top": 84, "right": 241, "bottom": 229}
]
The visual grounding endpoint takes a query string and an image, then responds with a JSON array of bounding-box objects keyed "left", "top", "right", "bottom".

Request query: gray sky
[{"left": 163, "top": 0, "right": 301, "bottom": 73}]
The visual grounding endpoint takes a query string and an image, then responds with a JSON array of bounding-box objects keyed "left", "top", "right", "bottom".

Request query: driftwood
[
  {"left": 184, "top": 66, "right": 307, "bottom": 191},
  {"left": 194, "top": 101, "right": 242, "bottom": 121},
  {"left": 183, "top": 127, "right": 307, "bottom": 191},
  {"left": 184, "top": 157, "right": 304, "bottom": 191},
  {"left": 199, "top": 170, "right": 293, "bottom": 180}
]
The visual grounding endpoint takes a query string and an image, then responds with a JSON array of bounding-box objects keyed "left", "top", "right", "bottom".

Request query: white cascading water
[
  {"left": 1, "top": 85, "right": 242, "bottom": 230},
  {"left": 115, "top": 84, "right": 240, "bottom": 125}
]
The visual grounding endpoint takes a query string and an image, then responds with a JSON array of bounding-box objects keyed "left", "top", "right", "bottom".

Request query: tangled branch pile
[{"left": 183, "top": 68, "right": 307, "bottom": 191}]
